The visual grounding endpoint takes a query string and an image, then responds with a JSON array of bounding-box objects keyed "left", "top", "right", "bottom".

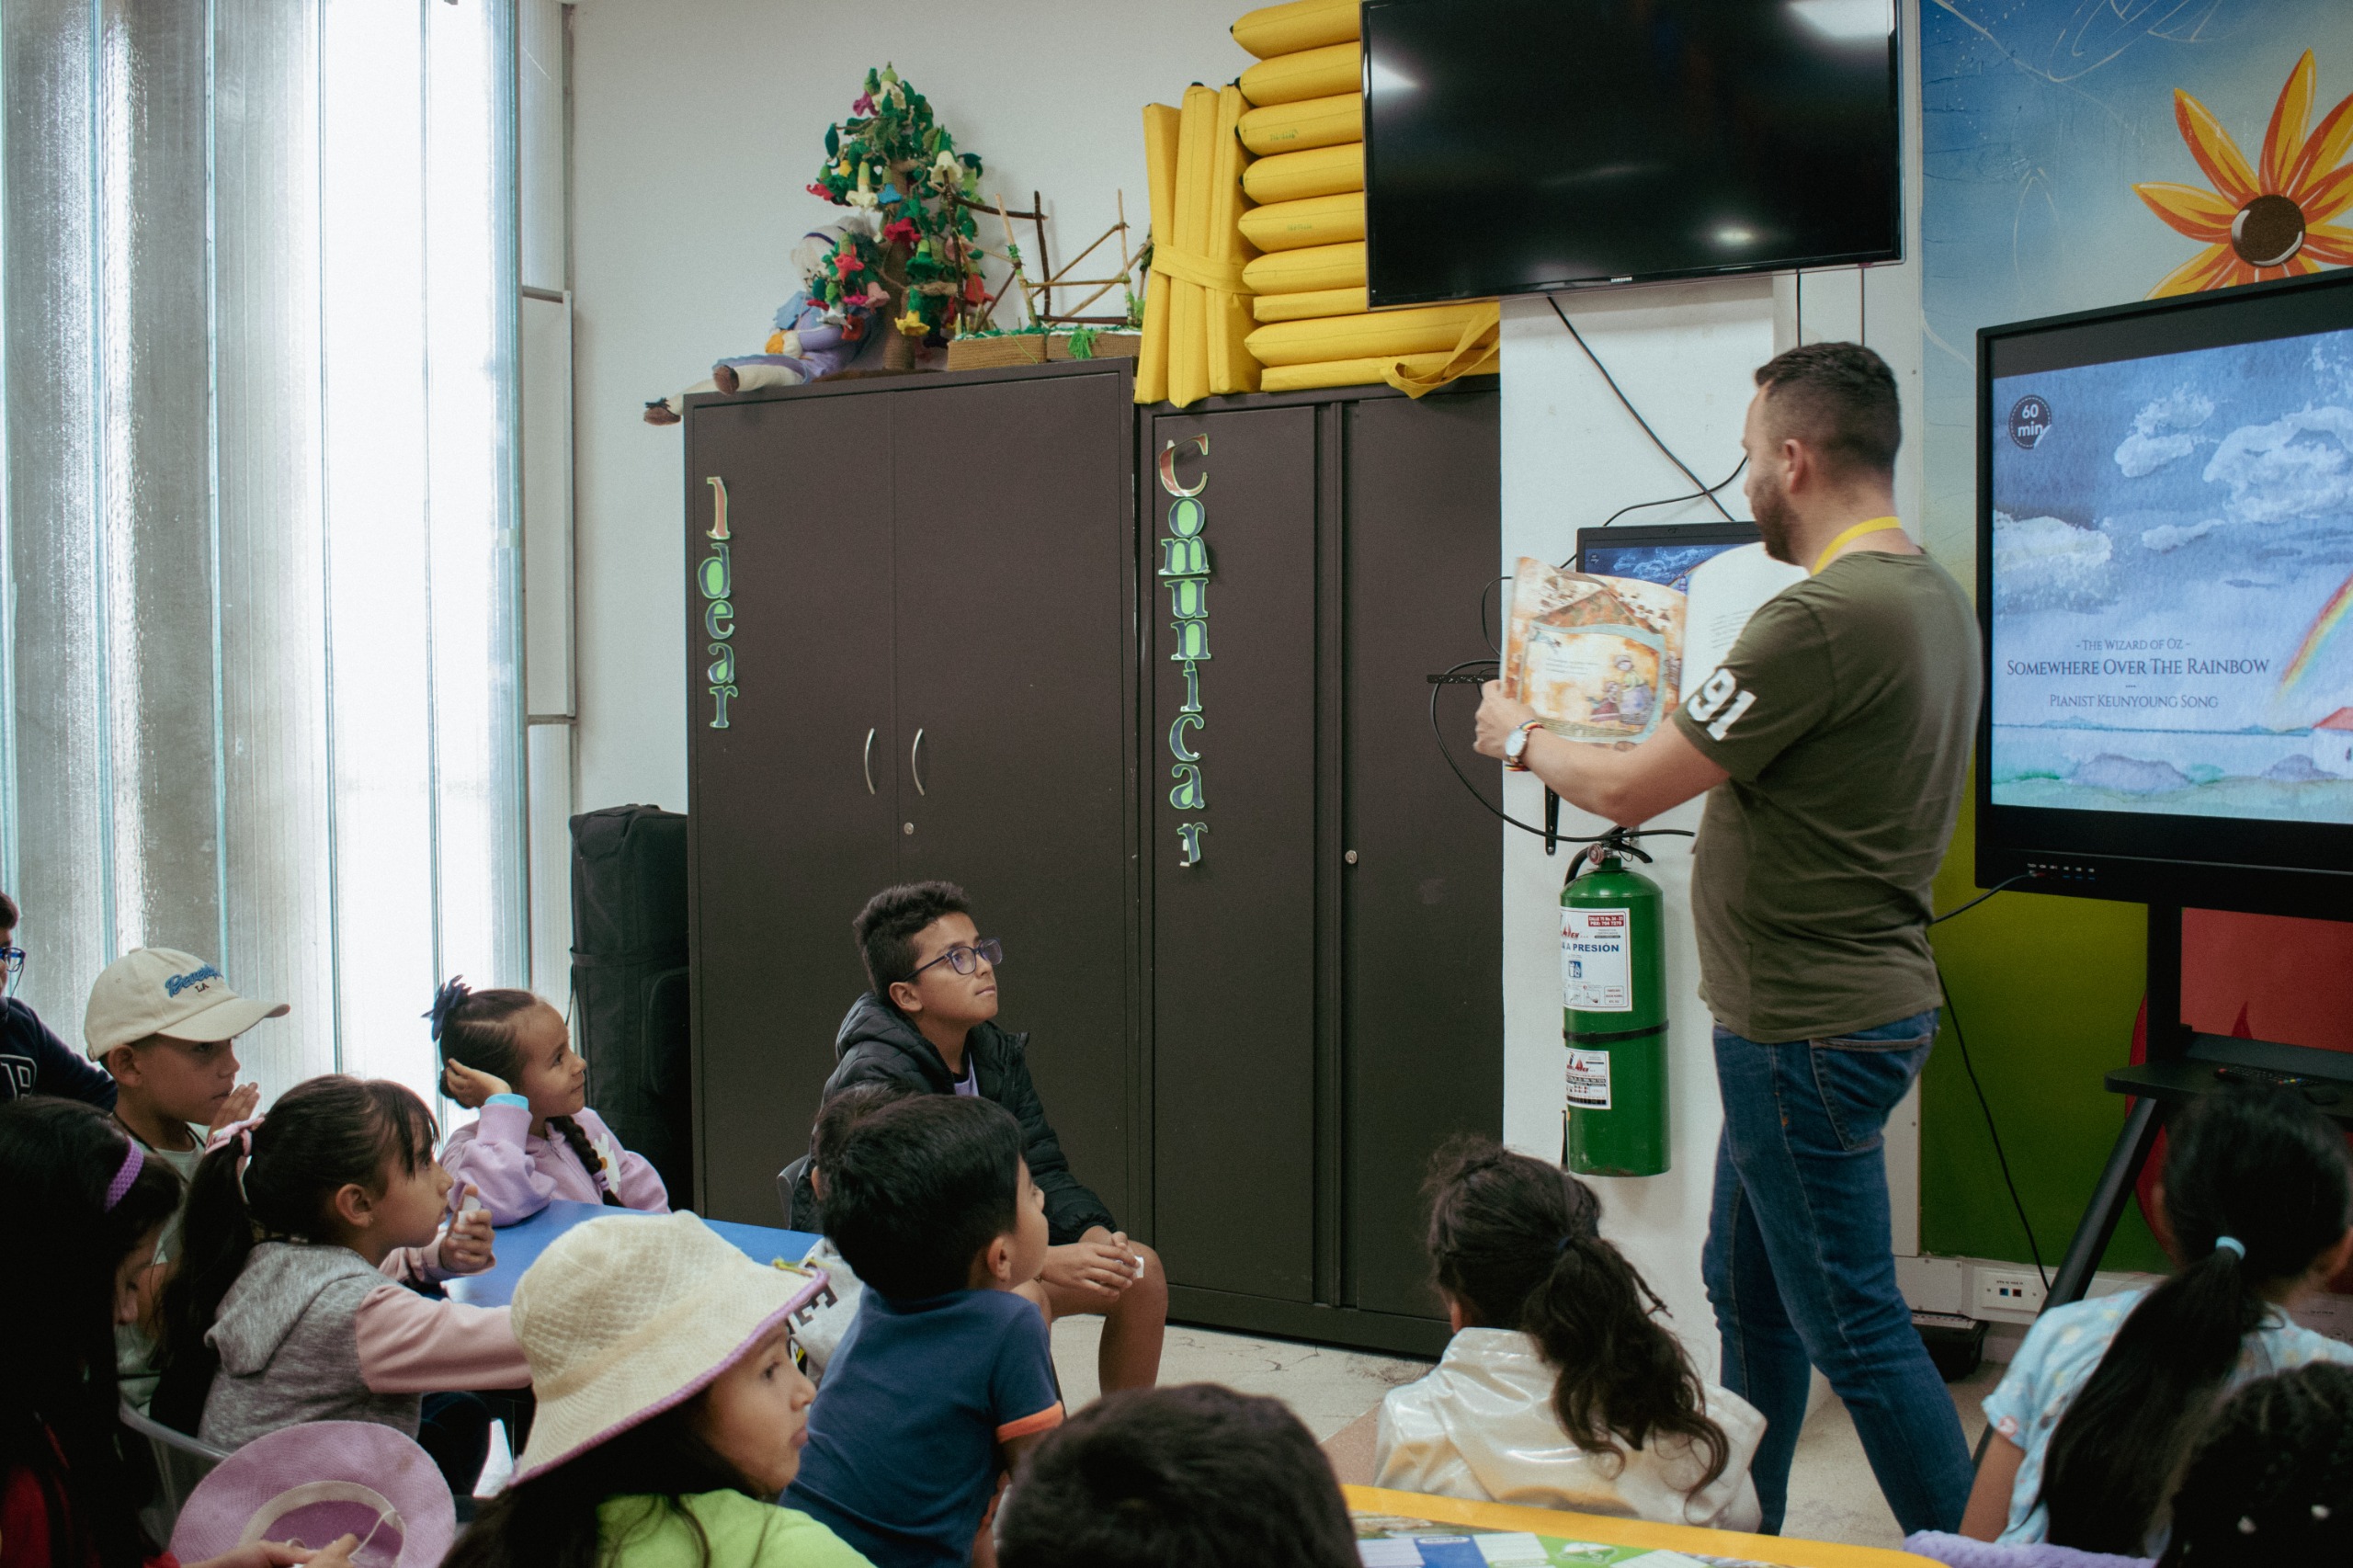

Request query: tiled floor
[{"left": 1051, "top": 1315, "right": 2005, "bottom": 1551}]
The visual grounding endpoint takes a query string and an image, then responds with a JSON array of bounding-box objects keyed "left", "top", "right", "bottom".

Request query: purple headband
[{"left": 103, "top": 1139, "right": 144, "bottom": 1212}]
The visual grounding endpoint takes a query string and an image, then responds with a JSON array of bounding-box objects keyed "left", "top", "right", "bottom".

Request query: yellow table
[{"left": 1343, "top": 1486, "right": 1936, "bottom": 1567}]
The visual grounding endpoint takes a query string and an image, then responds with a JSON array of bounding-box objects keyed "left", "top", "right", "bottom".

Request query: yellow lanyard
[{"left": 1811, "top": 516, "right": 1905, "bottom": 575}]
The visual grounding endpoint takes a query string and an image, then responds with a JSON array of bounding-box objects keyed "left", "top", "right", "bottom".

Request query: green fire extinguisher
[{"left": 1561, "top": 832, "right": 1668, "bottom": 1177}]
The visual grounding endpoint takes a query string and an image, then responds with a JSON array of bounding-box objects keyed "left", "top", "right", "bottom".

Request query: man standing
[{"left": 1475, "top": 343, "right": 1981, "bottom": 1534}]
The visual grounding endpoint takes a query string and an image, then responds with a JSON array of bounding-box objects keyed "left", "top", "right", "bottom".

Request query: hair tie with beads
[{"left": 425, "top": 975, "right": 472, "bottom": 1041}]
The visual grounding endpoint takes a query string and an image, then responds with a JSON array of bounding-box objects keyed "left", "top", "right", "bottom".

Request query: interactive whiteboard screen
[{"left": 1987, "top": 330, "right": 2353, "bottom": 825}]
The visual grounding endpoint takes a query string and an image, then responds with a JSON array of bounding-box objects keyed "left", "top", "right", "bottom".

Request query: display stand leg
[{"left": 2045, "top": 1094, "right": 2165, "bottom": 1310}]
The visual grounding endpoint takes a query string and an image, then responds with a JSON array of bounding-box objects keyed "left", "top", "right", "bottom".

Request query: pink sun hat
[{"left": 168, "top": 1421, "right": 454, "bottom": 1568}]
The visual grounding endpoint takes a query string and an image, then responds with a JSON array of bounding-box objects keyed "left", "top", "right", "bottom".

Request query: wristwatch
[{"left": 1503, "top": 719, "right": 1544, "bottom": 772}]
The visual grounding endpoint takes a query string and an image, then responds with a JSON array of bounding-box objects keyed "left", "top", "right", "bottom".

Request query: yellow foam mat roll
[
  {"left": 1251, "top": 285, "right": 1369, "bottom": 323},
  {"left": 1261, "top": 347, "right": 1501, "bottom": 393},
  {"left": 1167, "top": 85, "right": 1219, "bottom": 409},
  {"left": 1237, "top": 191, "right": 1363, "bottom": 254},
  {"left": 1233, "top": 0, "right": 1358, "bottom": 61},
  {"left": 1242, "top": 142, "right": 1362, "bottom": 205},
  {"left": 1245, "top": 304, "right": 1490, "bottom": 368},
  {"left": 1242, "top": 240, "right": 1366, "bottom": 296},
  {"left": 1239, "top": 91, "right": 1361, "bottom": 156},
  {"left": 1134, "top": 103, "right": 1182, "bottom": 405},
  {"left": 1237, "top": 41, "right": 1360, "bottom": 108},
  {"left": 1206, "top": 85, "right": 1261, "bottom": 397}
]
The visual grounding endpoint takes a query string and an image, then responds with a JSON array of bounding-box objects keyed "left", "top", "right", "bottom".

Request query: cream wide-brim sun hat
[{"left": 508, "top": 1210, "right": 823, "bottom": 1484}]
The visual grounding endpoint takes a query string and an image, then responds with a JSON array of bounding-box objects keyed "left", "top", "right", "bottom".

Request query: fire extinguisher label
[
  {"left": 1566, "top": 1048, "right": 1612, "bottom": 1110},
  {"left": 1562, "top": 905, "right": 1633, "bottom": 1012}
]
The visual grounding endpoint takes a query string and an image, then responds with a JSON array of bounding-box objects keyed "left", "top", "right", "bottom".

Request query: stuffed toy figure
[{"left": 644, "top": 218, "right": 886, "bottom": 425}]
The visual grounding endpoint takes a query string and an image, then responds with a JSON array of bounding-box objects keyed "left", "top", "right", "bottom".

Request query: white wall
[{"left": 569, "top": 0, "right": 1251, "bottom": 814}]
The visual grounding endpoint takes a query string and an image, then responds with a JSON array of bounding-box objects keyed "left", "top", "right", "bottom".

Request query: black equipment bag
[{"left": 569, "top": 804, "right": 692, "bottom": 1204}]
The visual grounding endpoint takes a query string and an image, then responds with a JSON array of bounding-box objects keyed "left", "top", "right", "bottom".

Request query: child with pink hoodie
[{"left": 430, "top": 978, "right": 668, "bottom": 1224}]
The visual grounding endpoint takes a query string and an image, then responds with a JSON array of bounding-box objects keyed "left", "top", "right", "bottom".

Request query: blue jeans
[{"left": 1701, "top": 1011, "right": 1972, "bottom": 1536}]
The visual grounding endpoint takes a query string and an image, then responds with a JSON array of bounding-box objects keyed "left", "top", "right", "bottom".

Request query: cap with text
[{"left": 84, "top": 947, "right": 289, "bottom": 1059}]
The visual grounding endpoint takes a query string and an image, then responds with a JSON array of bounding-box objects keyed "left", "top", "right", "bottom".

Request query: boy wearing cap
[
  {"left": 787, "top": 1095, "right": 1059, "bottom": 1568},
  {"left": 85, "top": 946, "right": 284, "bottom": 1407}
]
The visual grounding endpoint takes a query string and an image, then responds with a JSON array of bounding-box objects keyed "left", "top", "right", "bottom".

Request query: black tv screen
[
  {"left": 1361, "top": 0, "right": 1902, "bottom": 306},
  {"left": 1977, "top": 267, "right": 2353, "bottom": 916}
]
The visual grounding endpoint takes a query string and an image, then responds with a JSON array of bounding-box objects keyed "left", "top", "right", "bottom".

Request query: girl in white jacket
[{"left": 1375, "top": 1140, "right": 1766, "bottom": 1530}]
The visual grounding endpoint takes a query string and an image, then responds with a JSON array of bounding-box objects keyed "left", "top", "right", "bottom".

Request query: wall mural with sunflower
[{"left": 1919, "top": 2, "right": 2353, "bottom": 1274}]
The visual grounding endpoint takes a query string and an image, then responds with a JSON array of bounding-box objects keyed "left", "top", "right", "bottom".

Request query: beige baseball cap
[{"left": 84, "top": 947, "right": 289, "bottom": 1059}]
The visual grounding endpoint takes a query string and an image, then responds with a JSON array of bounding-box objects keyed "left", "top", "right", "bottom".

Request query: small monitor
[
  {"left": 1575, "top": 521, "right": 1763, "bottom": 585},
  {"left": 1978, "top": 267, "right": 2353, "bottom": 915}
]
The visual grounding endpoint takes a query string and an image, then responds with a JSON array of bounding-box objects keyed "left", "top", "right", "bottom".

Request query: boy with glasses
[
  {"left": 785, "top": 880, "right": 1167, "bottom": 1393},
  {"left": 0, "top": 891, "right": 116, "bottom": 1108}
]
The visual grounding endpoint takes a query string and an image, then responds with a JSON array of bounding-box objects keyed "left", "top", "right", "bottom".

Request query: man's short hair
[
  {"left": 0, "top": 889, "right": 17, "bottom": 929},
  {"left": 996, "top": 1384, "right": 1360, "bottom": 1568},
  {"left": 853, "top": 881, "right": 972, "bottom": 995},
  {"left": 818, "top": 1094, "right": 1021, "bottom": 1299},
  {"left": 1752, "top": 341, "right": 1900, "bottom": 481},
  {"left": 809, "top": 1079, "right": 922, "bottom": 1176}
]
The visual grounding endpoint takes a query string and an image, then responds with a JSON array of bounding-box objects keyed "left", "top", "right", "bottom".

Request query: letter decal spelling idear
[
  {"left": 1160, "top": 436, "right": 1212, "bottom": 861},
  {"left": 699, "top": 479, "right": 736, "bottom": 728}
]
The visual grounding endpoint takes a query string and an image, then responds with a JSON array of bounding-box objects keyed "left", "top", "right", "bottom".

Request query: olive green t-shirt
[{"left": 1671, "top": 549, "right": 1981, "bottom": 1043}]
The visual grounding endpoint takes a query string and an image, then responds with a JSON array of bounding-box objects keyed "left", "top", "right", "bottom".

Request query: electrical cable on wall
[{"left": 1546, "top": 295, "right": 1738, "bottom": 525}]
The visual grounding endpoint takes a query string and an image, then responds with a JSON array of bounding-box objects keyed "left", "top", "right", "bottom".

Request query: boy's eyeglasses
[
  {"left": 0, "top": 946, "right": 22, "bottom": 997},
  {"left": 909, "top": 937, "right": 1003, "bottom": 979}
]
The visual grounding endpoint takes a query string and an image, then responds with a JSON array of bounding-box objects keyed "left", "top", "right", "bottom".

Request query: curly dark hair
[
  {"left": 852, "top": 881, "right": 972, "bottom": 995},
  {"left": 2158, "top": 1363, "right": 2353, "bottom": 1566}
]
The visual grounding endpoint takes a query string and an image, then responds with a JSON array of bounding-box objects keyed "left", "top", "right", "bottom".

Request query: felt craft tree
[{"left": 805, "top": 66, "right": 989, "bottom": 344}]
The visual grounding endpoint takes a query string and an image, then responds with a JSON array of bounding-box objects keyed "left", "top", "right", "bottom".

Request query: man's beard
[{"left": 1752, "top": 476, "right": 1798, "bottom": 564}]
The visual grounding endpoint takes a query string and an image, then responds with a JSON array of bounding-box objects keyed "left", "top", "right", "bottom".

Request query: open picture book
[{"left": 1502, "top": 546, "right": 1804, "bottom": 744}]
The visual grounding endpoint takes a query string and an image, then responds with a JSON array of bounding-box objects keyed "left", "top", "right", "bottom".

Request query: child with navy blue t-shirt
[{"left": 787, "top": 1094, "right": 1059, "bottom": 1568}]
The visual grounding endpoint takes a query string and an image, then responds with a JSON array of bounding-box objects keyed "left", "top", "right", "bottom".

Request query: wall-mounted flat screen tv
[
  {"left": 1977, "top": 267, "right": 2353, "bottom": 916},
  {"left": 1361, "top": 0, "right": 1902, "bottom": 307}
]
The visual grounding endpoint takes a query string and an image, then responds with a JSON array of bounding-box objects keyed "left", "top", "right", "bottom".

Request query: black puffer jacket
[{"left": 781, "top": 993, "right": 1116, "bottom": 1245}]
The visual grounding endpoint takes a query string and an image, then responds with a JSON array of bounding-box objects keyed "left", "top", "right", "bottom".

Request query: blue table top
[{"left": 445, "top": 1199, "right": 824, "bottom": 1309}]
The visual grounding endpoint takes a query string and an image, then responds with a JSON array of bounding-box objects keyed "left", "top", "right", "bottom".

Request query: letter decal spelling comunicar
[
  {"left": 1160, "top": 437, "right": 1211, "bottom": 864},
  {"left": 701, "top": 477, "right": 736, "bottom": 729}
]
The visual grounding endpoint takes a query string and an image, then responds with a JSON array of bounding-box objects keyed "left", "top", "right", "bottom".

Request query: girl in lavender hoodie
[{"left": 430, "top": 978, "right": 668, "bottom": 1225}]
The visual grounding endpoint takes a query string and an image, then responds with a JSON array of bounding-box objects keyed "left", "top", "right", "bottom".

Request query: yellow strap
[
  {"left": 1381, "top": 301, "right": 1501, "bottom": 399},
  {"left": 1810, "top": 516, "right": 1904, "bottom": 575},
  {"left": 1151, "top": 244, "right": 1252, "bottom": 294}
]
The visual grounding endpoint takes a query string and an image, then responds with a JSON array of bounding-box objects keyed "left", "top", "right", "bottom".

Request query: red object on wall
[{"left": 2129, "top": 910, "right": 2353, "bottom": 1288}]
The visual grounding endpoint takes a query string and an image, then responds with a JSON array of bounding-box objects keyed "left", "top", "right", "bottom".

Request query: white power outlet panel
[{"left": 1974, "top": 1267, "right": 2047, "bottom": 1318}]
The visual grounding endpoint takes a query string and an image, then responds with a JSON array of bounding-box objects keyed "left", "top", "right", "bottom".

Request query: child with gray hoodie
[{"left": 154, "top": 1074, "right": 530, "bottom": 1491}]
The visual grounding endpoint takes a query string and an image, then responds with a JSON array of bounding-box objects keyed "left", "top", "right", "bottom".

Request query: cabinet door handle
[
  {"left": 911, "top": 728, "right": 927, "bottom": 797},
  {"left": 862, "top": 728, "right": 877, "bottom": 796}
]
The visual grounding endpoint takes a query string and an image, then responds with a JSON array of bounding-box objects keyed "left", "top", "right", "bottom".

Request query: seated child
[
  {"left": 0, "top": 890, "right": 115, "bottom": 1108},
  {"left": 793, "top": 1081, "right": 919, "bottom": 1381},
  {"left": 0, "top": 1096, "right": 358, "bottom": 1568},
  {"left": 431, "top": 977, "right": 667, "bottom": 1224},
  {"left": 154, "top": 1074, "right": 527, "bottom": 1494},
  {"left": 82, "top": 945, "right": 283, "bottom": 1410},
  {"left": 995, "top": 1383, "right": 1361, "bottom": 1568},
  {"left": 787, "top": 881, "right": 1165, "bottom": 1393},
  {"left": 1960, "top": 1085, "right": 2353, "bottom": 1557},
  {"left": 446, "top": 1210, "right": 868, "bottom": 1568},
  {"left": 1375, "top": 1138, "right": 1765, "bottom": 1529},
  {"left": 786, "top": 1095, "right": 1060, "bottom": 1568},
  {"left": 2158, "top": 1361, "right": 2353, "bottom": 1566}
]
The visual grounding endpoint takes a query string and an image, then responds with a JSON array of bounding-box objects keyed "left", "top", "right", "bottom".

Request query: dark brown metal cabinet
[
  {"left": 687, "top": 362, "right": 1139, "bottom": 1227},
  {"left": 1144, "top": 385, "right": 1504, "bottom": 1357},
  {"left": 685, "top": 362, "right": 1500, "bottom": 1358}
]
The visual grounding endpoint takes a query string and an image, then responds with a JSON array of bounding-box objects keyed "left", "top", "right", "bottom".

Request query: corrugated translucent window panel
[
  {"left": 215, "top": 0, "right": 333, "bottom": 1087},
  {"left": 0, "top": 1, "right": 524, "bottom": 1105},
  {"left": 3, "top": 0, "right": 107, "bottom": 1031}
]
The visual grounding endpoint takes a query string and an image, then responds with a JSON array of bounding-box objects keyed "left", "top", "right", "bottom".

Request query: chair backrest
[{"left": 120, "top": 1401, "right": 229, "bottom": 1545}]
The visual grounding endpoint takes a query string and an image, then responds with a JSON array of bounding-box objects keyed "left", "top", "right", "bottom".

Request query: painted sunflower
[{"left": 2135, "top": 51, "right": 2353, "bottom": 297}]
